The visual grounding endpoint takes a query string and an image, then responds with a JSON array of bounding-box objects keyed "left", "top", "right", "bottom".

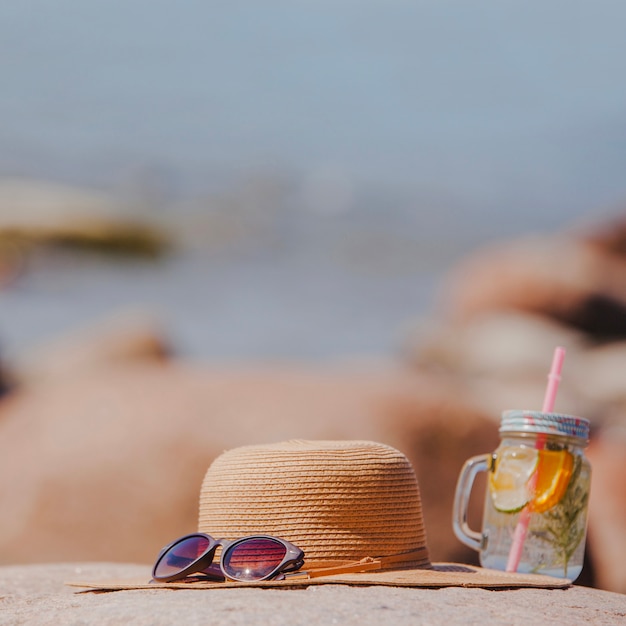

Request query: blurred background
[
  {"left": 1, "top": 0, "right": 625, "bottom": 360},
  {"left": 2, "top": 0, "right": 626, "bottom": 594}
]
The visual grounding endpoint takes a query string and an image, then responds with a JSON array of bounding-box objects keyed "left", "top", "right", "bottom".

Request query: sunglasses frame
[{"left": 152, "top": 532, "right": 305, "bottom": 583}]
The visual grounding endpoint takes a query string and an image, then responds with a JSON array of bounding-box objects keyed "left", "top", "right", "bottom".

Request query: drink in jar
[{"left": 453, "top": 410, "right": 591, "bottom": 581}]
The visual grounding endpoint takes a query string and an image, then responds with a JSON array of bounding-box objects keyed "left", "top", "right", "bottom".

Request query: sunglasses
[{"left": 152, "top": 533, "right": 305, "bottom": 583}]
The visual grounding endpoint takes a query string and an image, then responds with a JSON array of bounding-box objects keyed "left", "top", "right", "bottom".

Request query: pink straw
[
  {"left": 540, "top": 347, "right": 566, "bottom": 414},
  {"left": 505, "top": 346, "right": 566, "bottom": 573}
]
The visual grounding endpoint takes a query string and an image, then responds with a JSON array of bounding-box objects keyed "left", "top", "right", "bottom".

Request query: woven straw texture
[{"left": 198, "top": 440, "right": 430, "bottom": 568}]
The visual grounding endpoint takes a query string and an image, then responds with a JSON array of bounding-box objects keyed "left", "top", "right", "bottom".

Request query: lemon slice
[
  {"left": 531, "top": 449, "right": 574, "bottom": 513},
  {"left": 489, "top": 447, "right": 538, "bottom": 513}
]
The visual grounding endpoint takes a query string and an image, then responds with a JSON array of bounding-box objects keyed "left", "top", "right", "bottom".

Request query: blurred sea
[{"left": 1, "top": 1, "right": 626, "bottom": 360}]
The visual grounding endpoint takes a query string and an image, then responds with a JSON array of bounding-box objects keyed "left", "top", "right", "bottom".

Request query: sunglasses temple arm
[
  {"left": 285, "top": 557, "right": 383, "bottom": 580},
  {"left": 288, "top": 545, "right": 430, "bottom": 579}
]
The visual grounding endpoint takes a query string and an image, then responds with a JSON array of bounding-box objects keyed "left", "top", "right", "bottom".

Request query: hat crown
[{"left": 198, "top": 440, "right": 430, "bottom": 568}]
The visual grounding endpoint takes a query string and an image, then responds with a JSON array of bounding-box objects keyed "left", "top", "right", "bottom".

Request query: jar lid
[{"left": 500, "top": 410, "right": 590, "bottom": 441}]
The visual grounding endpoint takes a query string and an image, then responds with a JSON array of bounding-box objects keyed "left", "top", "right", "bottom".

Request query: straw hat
[
  {"left": 196, "top": 439, "right": 569, "bottom": 588},
  {"left": 68, "top": 439, "right": 573, "bottom": 591},
  {"left": 198, "top": 439, "right": 430, "bottom": 570}
]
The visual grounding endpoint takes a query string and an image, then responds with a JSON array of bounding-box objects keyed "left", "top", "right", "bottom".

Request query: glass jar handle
[{"left": 452, "top": 453, "right": 491, "bottom": 552}]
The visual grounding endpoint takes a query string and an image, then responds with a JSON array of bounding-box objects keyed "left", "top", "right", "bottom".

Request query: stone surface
[{"left": 1, "top": 563, "right": 625, "bottom": 626}]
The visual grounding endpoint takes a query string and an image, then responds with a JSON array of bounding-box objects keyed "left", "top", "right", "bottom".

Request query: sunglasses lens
[
  {"left": 222, "top": 537, "right": 287, "bottom": 581},
  {"left": 154, "top": 535, "right": 212, "bottom": 579}
]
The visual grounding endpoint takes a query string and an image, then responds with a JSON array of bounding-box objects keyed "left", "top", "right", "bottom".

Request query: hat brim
[{"left": 67, "top": 563, "right": 570, "bottom": 592}]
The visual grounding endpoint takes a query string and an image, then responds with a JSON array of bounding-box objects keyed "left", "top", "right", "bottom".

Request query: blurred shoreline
[
  {"left": 0, "top": 176, "right": 447, "bottom": 361},
  {"left": 1, "top": 174, "right": 624, "bottom": 363}
]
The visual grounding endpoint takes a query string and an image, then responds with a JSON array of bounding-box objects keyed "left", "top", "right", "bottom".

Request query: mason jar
[{"left": 453, "top": 410, "right": 591, "bottom": 581}]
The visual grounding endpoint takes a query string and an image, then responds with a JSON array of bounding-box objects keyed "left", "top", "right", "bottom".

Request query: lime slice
[
  {"left": 531, "top": 449, "right": 574, "bottom": 513},
  {"left": 489, "top": 447, "right": 538, "bottom": 513}
]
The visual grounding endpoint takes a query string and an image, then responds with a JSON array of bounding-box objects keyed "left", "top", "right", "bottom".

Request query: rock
[
  {"left": 2, "top": 562, "right": 626, "bottom": 625},
  {"left": 580, "top": 212, "right": 626, "bottom": 257},
  {"left": 569, "top": 341, "right": 626, "bottom": 409},
  {"left": 0, "top": 360, "right": 497, "bottom": 567},
  {"left": 409, "top": 312, "right": 586, "bottom": 376},
  {"left": 404, "top": 311, "right": 598, "bottom": 420},
  {"left": 438, "top": 234, "right": 626, "bottom": 339},
  {"left": 586, "top": 426, "right": 626, "bottom": 594},
  {"left": 8, "top": 311, "right": 171, "bottom": 386},
  {"left": 0, "top": 178, "right": 168, "bottom": 257}
]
